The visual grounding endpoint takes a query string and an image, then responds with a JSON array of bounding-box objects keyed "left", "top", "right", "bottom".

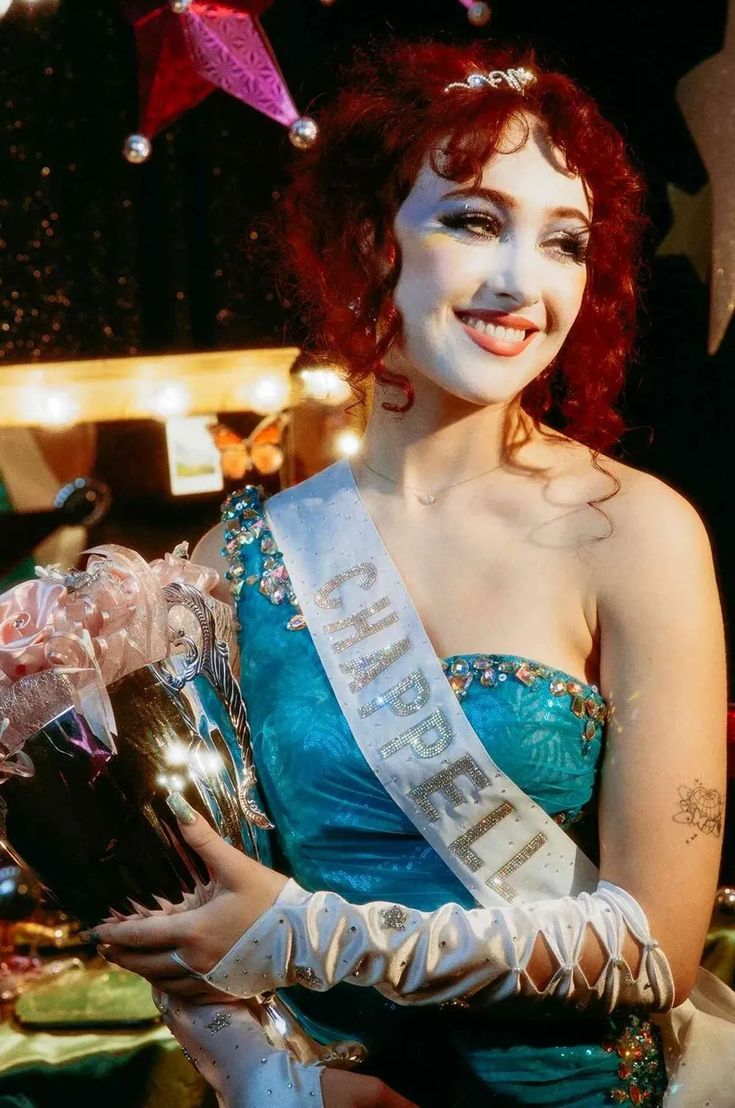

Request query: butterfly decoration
[{"left": 207, "top": 412, "right": 289, "bottom": 480}]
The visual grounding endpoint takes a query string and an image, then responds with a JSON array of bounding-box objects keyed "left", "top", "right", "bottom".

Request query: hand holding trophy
[{"left": 0, "top": 542, "right": 365, "bottom": 1077}]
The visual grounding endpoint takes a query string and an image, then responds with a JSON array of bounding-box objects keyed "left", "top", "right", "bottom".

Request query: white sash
[
  {"left": 265, "top": 459, "right": 735, "bottom": 1106},
  {"left": 265, "top": 458, "right": 598, "bottom": 910}
]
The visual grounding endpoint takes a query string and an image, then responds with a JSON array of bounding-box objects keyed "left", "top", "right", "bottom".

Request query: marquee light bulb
[
  {"left": 334, "top": 429, "right": 362, "bottom": 457},
  {"left": 32, "top": 389, "right": 81, "bottom": 428},
  {"left": 148, "top": 383, "right": 190, "bottom": 419}
]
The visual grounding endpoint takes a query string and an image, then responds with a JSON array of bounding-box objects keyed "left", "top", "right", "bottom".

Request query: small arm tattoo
[{"left": 673, "top": 779, "right": 724, "bottom": 840}]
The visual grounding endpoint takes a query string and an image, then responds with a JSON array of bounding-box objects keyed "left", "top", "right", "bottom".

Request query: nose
[{"left": 485, "top": 234, "right": 542, "bottom": 310}]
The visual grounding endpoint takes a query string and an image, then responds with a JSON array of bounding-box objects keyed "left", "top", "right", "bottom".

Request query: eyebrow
[{"left": 439, "top": 185, "right": 592, "bottom": 229}]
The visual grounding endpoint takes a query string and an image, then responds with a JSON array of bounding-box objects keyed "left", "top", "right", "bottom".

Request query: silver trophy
[{"left": 0, "top": 579, "right": 365, "bottom": 1068}]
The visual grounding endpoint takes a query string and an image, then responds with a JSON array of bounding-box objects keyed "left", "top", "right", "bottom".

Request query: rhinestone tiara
[{"left": 443, "top": 67, "right": 536, "bottom": 94}]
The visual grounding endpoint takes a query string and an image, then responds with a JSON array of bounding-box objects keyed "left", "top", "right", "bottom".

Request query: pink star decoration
[{"left": 119, "top": 1, "right": 317, "bottom": 161}]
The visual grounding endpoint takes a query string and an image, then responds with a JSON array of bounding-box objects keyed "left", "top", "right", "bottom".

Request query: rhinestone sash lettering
[{"left": 264, "top": 459, "right": 599, "bottom": 908}]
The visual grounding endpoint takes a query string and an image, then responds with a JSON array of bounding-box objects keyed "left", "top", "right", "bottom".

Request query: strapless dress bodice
[{"left": 223, "top": 482, "right": 608, "bottom": 910}]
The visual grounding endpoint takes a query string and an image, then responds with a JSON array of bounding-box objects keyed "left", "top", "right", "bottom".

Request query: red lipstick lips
[
  {"left": 454, "top": 309, "right": 540, "bottom": 358},
  {"left": 456, "top": 309, "right": 540, "bottom": 332}
]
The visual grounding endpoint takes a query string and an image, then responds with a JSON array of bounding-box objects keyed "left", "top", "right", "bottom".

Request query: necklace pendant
[{"left": 417, "top": 491, "right": 437, "bottom": 505}]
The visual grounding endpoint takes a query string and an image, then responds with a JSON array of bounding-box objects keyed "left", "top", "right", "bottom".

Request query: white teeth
[{"left": 462, "top": 315, "right": 527, "bottom": 342}]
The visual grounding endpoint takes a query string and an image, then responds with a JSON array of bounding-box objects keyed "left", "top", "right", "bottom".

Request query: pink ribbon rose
[{"left": 0, "top": 580, "right": 68, "bottom": 680}]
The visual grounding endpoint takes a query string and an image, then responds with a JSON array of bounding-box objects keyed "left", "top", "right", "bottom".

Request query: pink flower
[{"left": 0, "top": 580, "right": 68, "bottom": 680}]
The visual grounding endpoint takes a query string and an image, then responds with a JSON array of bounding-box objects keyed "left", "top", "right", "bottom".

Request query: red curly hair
[{"left": 275, "top": 37, "right": 649, "bottom": 462}]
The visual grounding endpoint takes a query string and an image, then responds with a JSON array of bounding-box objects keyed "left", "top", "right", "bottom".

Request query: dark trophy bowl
[{"left": 0, "top": 584, "right": 271, "bottom": 927}]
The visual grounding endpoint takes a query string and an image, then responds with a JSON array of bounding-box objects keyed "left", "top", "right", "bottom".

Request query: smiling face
[{"left": 386, "top": 113, "right": 592, "bottom": 408}]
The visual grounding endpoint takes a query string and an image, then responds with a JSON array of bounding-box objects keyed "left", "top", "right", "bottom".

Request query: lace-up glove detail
[
  {"left": 153, "top": 991, "right": 325, "bottom": 1107},
  {"left": 195, "top": 878, "right": 675, "bottom": 1015}
]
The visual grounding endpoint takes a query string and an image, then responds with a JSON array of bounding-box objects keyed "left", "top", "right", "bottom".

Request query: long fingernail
[
  {"left": 78, "top": 929, "right": 101, "bottom": 944},
  {"left": 167, "top": 790, "right": 197, "bottom": 825}
]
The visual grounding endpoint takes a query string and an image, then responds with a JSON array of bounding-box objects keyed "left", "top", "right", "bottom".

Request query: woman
[{"left": 91, "top": 39, "right": 728, "bottom": 1107}]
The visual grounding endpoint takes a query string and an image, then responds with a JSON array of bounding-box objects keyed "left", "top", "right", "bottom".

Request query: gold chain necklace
[{"left": 360, "top": 457, "right": 506, "bottom": 505}]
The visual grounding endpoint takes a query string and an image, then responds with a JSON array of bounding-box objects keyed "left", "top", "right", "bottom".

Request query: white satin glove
[
  {"left": 189, "top": 877, "right": 675, "bottom": 1015},
  {"left": 153, "top": 990, "right": 325, "bottom": 1107}
]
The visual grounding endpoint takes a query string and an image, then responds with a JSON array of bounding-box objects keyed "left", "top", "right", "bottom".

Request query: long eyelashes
[
  {"left": 439, "top": 211, "right": 590, "bottom": 265},
  {"left": 440, "top": 212, "right": 502, "bottom": 237}
]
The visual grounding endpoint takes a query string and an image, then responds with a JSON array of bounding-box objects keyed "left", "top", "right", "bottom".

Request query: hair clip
[{"left": 444, "top": 68, "right": 536, "bottom": 94}]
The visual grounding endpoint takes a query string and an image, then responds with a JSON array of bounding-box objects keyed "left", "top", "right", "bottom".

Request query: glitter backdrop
[{"left": 1, "top": 0, "right": 734, "bottom": 680}]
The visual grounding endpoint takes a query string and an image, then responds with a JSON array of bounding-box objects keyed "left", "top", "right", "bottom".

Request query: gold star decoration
[
  {"left": 656, "top": 182, "right": 712, "bottom": 284},
  {"left": 677, "top": 0, "right": 735, "bottom": 353}
]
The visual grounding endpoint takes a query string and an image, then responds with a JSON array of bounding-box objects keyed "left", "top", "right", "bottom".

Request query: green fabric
[
  {"left": 0, "top": 1042, "right": 211, "bottom": 1108},
  {"left": 0, "top": 478, "right": 36, "bottom": 590},
  {"left": 0, "top": 964, "right": 211, "bottom": 1108},
  {"left": 15, "top": 965, "right": 159, "bottom": 1029},
  {"left": 0, "top": 1017, "right": 171, "bottom": 1074}
]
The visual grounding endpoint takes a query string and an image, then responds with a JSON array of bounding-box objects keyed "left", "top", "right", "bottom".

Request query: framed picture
[{"left": 164, "top": 415, "right": 223, "bottom": 497}]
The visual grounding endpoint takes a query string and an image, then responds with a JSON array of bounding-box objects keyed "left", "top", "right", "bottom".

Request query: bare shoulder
[
  {"left": 541, "top": 427, "right": 708, "bottom": 535},
  {"left": 566, "top": 445, "right": 716, "bottom": 600},
  {"left": 191, "top": 520, "right": 233, "bottom": 605},
  {"left": 588, "top": 452, "right": 709, "bottom": 546},
  {"left": 532, "top": 427, "right": 715, "bottom": 598}
]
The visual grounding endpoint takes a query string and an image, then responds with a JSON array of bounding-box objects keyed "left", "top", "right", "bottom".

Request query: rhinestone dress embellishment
[
  {"left": 220, "top": 484, "right": 305, "bottom": 631},
  {"left": 295, "top": 966, "right": 324, "bottom": 988},
  {"left": 440, "top": 654, "right": 608, "bottom": 756},
  {"left": 379, "top": 905, "right": 410, "bottom": 931},
  {"left": 205, "top": 1011, "right": 233, "bottom": 1034},
  {"left": 602, "top": 1008, "right": 668, "bottom": 1103}
]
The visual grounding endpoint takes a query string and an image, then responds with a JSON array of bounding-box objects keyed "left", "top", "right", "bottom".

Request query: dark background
[{"left": 1, "top": 0, "right": 733, "bottom": 681}]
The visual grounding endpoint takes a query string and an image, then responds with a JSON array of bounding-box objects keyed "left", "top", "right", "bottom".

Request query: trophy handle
[
  {"left": 0, "top": 748, "right": 35, "bottom": 781},
  {"left": 256, "top": 991, "right": 367, "bottom": 1069},
  {"left": 153, "top": 582, "right": 273, "bottom": 835}
]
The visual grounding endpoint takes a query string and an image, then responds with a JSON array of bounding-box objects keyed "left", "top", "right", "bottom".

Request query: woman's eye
[
  {"left": 544, "top": 232, "right": 590, "bottom": 264},
  {"left": 440, "top": 212, "right": 501, "bottom": 238}
]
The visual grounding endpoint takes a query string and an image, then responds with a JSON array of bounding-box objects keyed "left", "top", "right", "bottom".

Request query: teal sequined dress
[{"left": 220, "top": 483, "right": 669, "bottom": 1108}]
